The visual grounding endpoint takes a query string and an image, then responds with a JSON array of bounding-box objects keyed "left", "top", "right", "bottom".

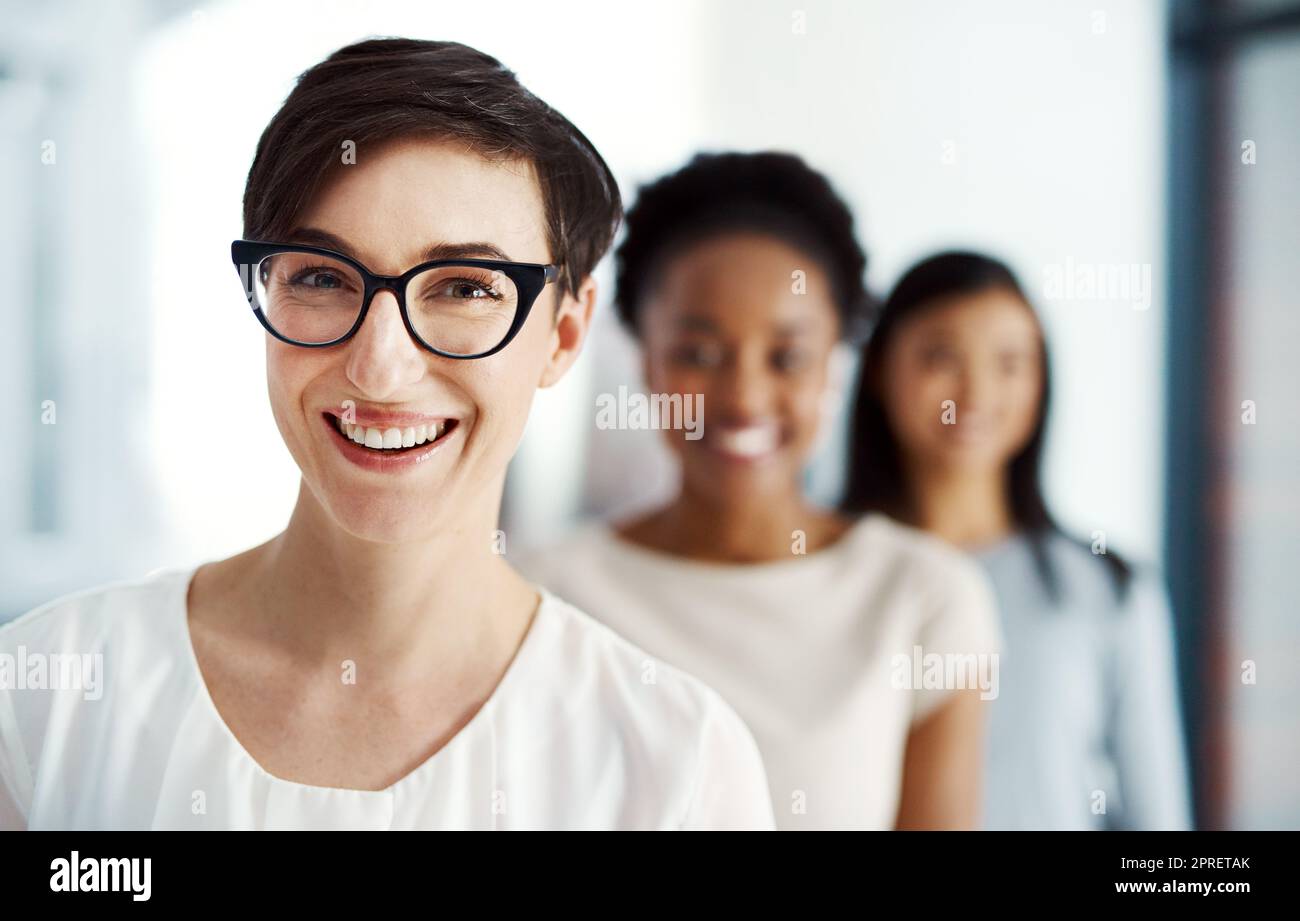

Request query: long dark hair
[{"left": 841, "top": 250, "right": 1131, "bottom": 602}]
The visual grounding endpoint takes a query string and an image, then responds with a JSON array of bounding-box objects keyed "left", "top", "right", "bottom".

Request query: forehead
[
  {"left": 646, "top": 233, "right": 838, "bottom": 337},
  {"left": 905, "top": 288, "right": 1041, "bottom": 342},
  {"left": 294, "top": 137, "right": 549, "bottom": 272}
]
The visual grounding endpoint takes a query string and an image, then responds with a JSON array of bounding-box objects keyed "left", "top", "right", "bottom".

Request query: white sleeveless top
[
  {"left": 0, "top": 567, "right": 774, "bottom": 830},
  {"left": 517, "top": 513, "right": 1002, "bottom": 830}
]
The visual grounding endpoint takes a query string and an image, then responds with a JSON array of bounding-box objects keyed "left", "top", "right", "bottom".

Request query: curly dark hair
[{"left": 613, "top": 151, "right": 872, "bottom": 339}]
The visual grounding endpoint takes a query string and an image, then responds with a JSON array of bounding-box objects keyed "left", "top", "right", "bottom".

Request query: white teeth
[
  {"left": 715, "top": 424, "right": 779, "bottom": 458},
  {"left": 335, "top": 416, "right": 450, "bottom": 451}
]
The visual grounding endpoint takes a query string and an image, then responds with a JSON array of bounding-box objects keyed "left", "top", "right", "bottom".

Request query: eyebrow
[
  {"left": 286, "top": 227, "right": 515, "bottom": 264},
  {"left": 773, "top": 320, "right": 815, "bottom": 336},
  {"left": 673, "top": 314, "right": 817, "bottom": 336},
  {"left": 675, "top": 314, "right": 718, "bottom": 333}
]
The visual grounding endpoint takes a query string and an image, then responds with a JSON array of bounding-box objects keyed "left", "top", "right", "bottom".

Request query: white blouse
[
  {"left": 0, "top": 566, "right": 775, "bottom": 830},
  {"left": 517, "top": 513, "right": 1002, "bottom": 830}
]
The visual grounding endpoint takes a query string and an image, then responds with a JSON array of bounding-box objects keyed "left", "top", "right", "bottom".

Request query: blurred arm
[
  {"left": 894, "top": 688, "right": 987, "bottom": 830},
  {"left": 1109, "top": 574, "right": 1194, "bottom": 830}
]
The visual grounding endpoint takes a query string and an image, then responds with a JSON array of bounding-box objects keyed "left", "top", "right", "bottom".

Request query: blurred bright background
[{"left": 0, "top": 0, "right": 1295, "bottom": 828}]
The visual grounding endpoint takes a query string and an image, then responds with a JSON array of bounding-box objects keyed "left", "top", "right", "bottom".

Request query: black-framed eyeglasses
[{"left": 231, "top": 240, "right": 560, "bottom": 359}]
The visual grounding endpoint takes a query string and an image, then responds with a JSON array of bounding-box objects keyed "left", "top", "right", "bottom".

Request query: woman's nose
[
  {"left": 713, "top": 351, "right": 777, "bottom": 419},
  {"left": 344, "top": 289, "right": 426, "bottom": 399},
  {"left": 955, "top": 364, "right": 991, "bottom": 413}
]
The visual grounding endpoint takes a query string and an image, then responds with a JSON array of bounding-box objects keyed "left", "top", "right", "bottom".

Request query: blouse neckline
[
  {"left": 168, "top": 564, "right": 548, "bottom": 799},
  {"left": 595, "top": 512, "right": 882, "bottom": 577}
]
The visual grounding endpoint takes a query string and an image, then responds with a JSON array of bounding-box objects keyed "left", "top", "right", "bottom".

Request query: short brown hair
[{"left": 241, "top": 37, "right": 622, "bottom": 296}]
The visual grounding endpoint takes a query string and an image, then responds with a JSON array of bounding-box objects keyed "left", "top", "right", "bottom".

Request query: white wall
[
  {"left": 0, "top": 0, "right": 166, "bottom": 617},
  {"left": 130, "top": 0, "right": 718, "bottom": 567},
  {"left": 518, "top": 0, "right": 1169, "bottom": 565},
  {"left": 2, "top": 0, "right": 1169, "bottom": 614}
]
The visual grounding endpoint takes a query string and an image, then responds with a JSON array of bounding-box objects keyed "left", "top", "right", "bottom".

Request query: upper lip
[{"left": 323, "top": 407, "right": 457, "bottom": 428}]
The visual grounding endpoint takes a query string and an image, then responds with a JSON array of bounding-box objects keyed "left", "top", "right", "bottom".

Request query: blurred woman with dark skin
[
  {"left": 520, "top": 154, "right": 1001, "bottom": 830},
  {"left": 843, "top": 251, "right": 1192, "bottom": 829}
]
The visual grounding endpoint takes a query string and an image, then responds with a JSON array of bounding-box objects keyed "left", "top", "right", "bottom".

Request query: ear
[{"left": 537, "top": 275, "right": 597, "bottom": 389}]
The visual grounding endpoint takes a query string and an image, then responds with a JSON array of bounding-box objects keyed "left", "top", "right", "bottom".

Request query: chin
[
  {"left": 686, "top": 458, "right": 792, "bottom": 503},
  {"left": 936, "top": 441, "right": 1008, "bottom": 473},
  {"left": 311, "top": 479, "right": 444, "bottom": 543},
  {"left": 332, "top": 502, "right": 442, "bottom": 544}
]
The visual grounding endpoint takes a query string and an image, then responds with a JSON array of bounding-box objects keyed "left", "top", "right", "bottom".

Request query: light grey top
[{"left": 974, "top": 531, "right": 1193, "bottom": 829}]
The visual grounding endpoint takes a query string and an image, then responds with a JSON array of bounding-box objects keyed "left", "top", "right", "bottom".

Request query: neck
[
  {"left": 244, "top": 477, "right": 535, "bottom": 676},
  {"left": 653, "top": 479, "right": 836, "bottom": 563},
  {"left": 905, "top": 461, "right": 1017, "bottom": 551}
]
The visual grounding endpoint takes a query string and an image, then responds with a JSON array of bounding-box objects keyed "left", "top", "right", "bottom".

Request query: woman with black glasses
[{"left": 0, "top": 39, "right": 773, "bottom": 831}]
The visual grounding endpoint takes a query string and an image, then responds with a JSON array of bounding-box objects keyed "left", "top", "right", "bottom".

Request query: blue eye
[{"left": 289, "top": 267, "right": 348, "bottom": 290}]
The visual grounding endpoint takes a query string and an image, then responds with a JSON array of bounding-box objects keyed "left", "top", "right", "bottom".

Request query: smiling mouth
[
  {"left": 708, "top": 423, "right": 783, "bottom": 460},
  {"left": 325, "top": 413, "right": 458, "bottom": 454}
]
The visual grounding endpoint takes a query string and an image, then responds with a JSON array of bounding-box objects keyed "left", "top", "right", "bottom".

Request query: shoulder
[
  {"left": 842, "top": 517, "right": 1001, "bottom": 723},
  {"left": 855, "top": 513, "right": 997, "bottom": 607},
  {"left": 0, "top": 567, "right": 196, "bottom": 827},
  {"left": 1042, "top": 530, "right": 1116, "bottom": 578},
  {"left": 1041, "top": 531, "right": 1158, "bottom": 615},
  {"left": 849, "top": 516, "right": 1003, "bottom": 665},
  {"left": 530, "top": 589, "right": 773, "bottom": 828},
  {"left": 0, "top": 567, "right": 192, "bottom": 655},
  {"left": 1102, "top": 552, "right": 1175, "bottom": 639},
  {"left": 534, "top": 587, "right": 757, "bottom": 740}
]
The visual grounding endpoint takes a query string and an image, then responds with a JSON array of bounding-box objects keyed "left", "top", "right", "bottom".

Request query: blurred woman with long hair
[{"left": 843, "top": 250, "right": 1192, "bottom": 829}]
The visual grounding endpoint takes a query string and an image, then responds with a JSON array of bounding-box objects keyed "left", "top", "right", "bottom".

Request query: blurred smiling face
[
  {"left": 879, "top": 287, "right": 1044, "bottom": 474},
  {"left": 263, "top": 137, "right": 571, "bottom": 542},
  {"left": 639, "top": 233, "right": 841, "bottom": 505}
]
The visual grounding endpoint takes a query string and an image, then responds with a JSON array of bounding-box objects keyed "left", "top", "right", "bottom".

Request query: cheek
[
  {"left": 885, "top": 363, "right": 950, "bottom": 442},
  {"left": 642, "top": 345, "right": 698, "bottom": 397},
  {"left": 1002, "top": 376, "right": 1043, "bottom": 438},
  {"left": 467, "top": 341, "right": 547, "bottom": 449},
  {"left": 656, "top": 366, "right": 709, "bottom": 405},
  {"left": 784, "top": 369, "right": 830, "bottom": 433},
  {"left": 648, "top": 364, "right": 707, "bottom": 460},
  {"left": 468, "top": 363, "right": 524, "bottom": 423},
  {"left": 264, "top": 343, "right": 315, "bottom": 432}
]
